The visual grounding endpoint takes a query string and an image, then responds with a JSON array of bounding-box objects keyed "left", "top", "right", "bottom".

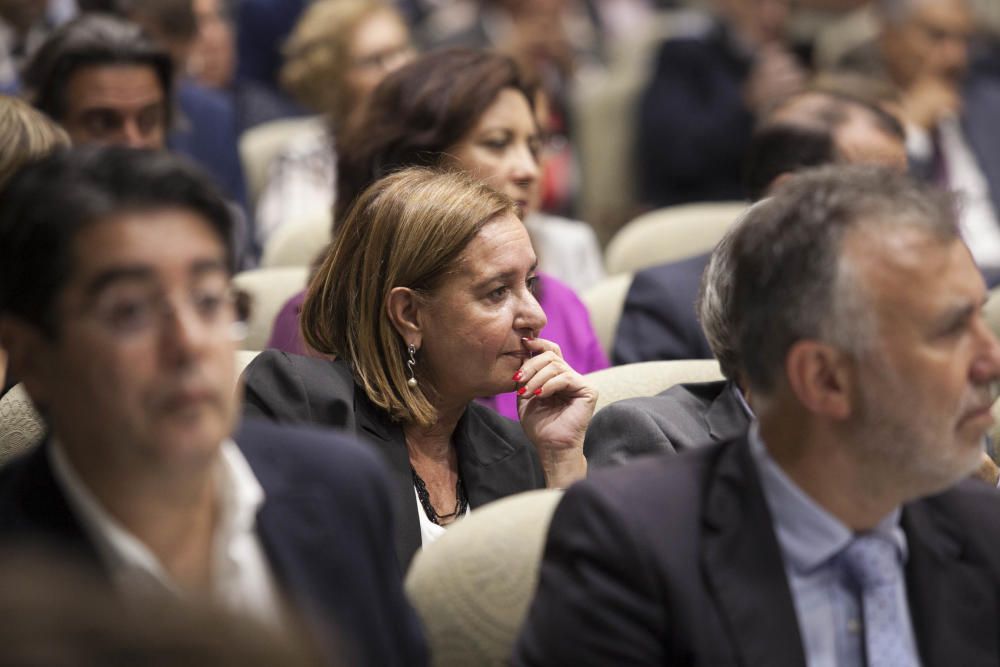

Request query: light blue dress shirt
[{"left": 748, "top": 426, "right": 922, "bottom": 667}]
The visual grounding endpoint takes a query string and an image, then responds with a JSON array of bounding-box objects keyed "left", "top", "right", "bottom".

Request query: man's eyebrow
[
  {"left": 84, "top": 266, "right": 156, "bottom": 298},
  {"left": 933, "top": 299, "right": 980, "bottom": 334},
  {"left": 84, "top": 259, "right": 228, "bottom": 297}
]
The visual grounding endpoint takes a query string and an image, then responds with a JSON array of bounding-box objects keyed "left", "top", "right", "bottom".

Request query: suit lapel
[
  {"left": 701, "top": 438, "right": 806, "bottom": 667},
  {"left": 9, "top": 440, "right": 108, "bottom": 578},
  {"left": 902, "top": 501, "right": 998, "bottom": 666},
  {"left": 704, "top": 381, "right": 751, "bottom": 443},
  {"left": 351, "top": 390, "right": 422, "bottom": 570}
]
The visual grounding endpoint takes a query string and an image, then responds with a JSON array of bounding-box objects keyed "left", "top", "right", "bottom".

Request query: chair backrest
[
  {"left": 0, "top": 384, "right": 43, "bottom": 466},
  {"left": 238, "top": 116, "right": 325, "bottom": 206},
  {"left": 235, "top": 350, "right": 261, "bottom": 378},
  {"left": 580, "top": 272, "right": 634, "bottom": 357},
  {"left": 259, "top": 211, "right": 331, "bottom": 268},
  {"left": 232, "top": 266, "right": 309, "bottom": 351},
  {"left": 586, "top": 359, "right": 723, "bottom": 412},
  {"left": 405, "top": 489, "right": 564, "bottom": 667},
  {"left": 604, "top": 201, "right": 746, "bottom": 275}
]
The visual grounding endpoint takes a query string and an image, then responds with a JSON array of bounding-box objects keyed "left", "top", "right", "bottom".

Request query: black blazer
[
  {"left": 515, "top": 435, "right": 1000, "bottom": 666},
  {"left": 0, "top": 419, "right": 428, "bottom": 667},
  {"left": 241, "top": 351, "right": 546, "bottom": 569},
  {"left": 584, "top": 379, "right": 748, "bottom": 468}
]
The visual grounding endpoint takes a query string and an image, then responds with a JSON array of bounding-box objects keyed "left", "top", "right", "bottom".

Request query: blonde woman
[
  {"left": 254, "top": 0, "right": 414, "bottom": 246},
  {"left": 0, "top": 95, "right": 70, "bottom": 396},
  {"left": 243, "top": 168, "right": 596, "bottom": 569}
]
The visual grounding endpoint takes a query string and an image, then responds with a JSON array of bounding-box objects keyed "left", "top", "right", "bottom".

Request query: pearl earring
[{"left": 407, "top": 344, "right": 418, "bottom": 388}]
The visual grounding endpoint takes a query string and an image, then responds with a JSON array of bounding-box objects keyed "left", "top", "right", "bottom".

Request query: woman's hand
[{"left": 515, "top": 336, "right": 597, "bottom": 487}]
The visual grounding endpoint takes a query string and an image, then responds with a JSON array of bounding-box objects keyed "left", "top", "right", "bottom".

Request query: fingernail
[
  {"left": 513, "top": 371, "right": 522, "bottom": 381},
  {"left": 517, "top": 387, "right": 527, "bottom": 396},
  {"left": 533, "top": 388, "right": 542, "bottom": 396}
]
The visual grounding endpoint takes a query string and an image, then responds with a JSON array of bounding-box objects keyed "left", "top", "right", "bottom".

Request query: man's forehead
[
  {"left": 843, "top": 225, "right": 980, "bottom": 309},
  {"left": 68, "top": 209, "right": 227, "bottom": 285},
  {"left": 67, "top": 64, "right": 165, "bottom": 104}
]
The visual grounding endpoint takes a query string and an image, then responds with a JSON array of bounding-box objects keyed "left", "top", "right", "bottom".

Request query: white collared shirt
[{"left": 49, "top": 440, "right": 284, "bottom": 627}]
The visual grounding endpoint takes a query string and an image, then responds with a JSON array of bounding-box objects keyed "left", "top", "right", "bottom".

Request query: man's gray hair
[
  {"left": 730, "top": 164, "right": 959, "bottom": 396},
  {"left": 697, "top": 205, "right": 762, "bottom": 383}
]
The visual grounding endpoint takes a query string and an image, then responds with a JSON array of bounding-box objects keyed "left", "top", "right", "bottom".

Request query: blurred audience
[
  {"left": 75, "top": 0, "right": 249, "bottom": 218},
  {"left": 0, "top": 147, "right": 426, "bottom": 666},
  {"left": 613, "top": 87, "right": 907, "bottom": 367},
  {"left": 635, "top": 0, "right": 806, "bottom": 208},
  {"left": 0, "top": 94, "right": 69, "bottom": 398},
  {"left": 835, "top": 0, "right": 1000, "bottom": 272},
  {"left": 255, "top": 0, "right": 414, "bottom": 248},
  {"left": 21, "top": 13, "right": 254, "bottom": 267},
  {"left": 518, "top": 164, "right": 1000, "bottom": 665},
  {"left": 187, "top": 0, "right": 234, "bottom": 90},
  {"left": 243, "top": 167, "right": 596, "bottom": 569},
  {"left": 0, "top": 0, "right": 66, "bottom": 93}
]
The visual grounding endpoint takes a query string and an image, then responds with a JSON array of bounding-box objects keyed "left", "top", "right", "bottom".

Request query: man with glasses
[{"left": 0, "top": 147, "right": 426, "bottom": 666}]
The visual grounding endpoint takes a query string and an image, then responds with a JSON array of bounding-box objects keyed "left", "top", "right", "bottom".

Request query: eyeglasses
[{"left": 82, "top": 283, "right": 246, "bottom": 341}]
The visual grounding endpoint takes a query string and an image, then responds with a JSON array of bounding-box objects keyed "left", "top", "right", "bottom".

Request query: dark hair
[
  {"left": 334, "top": 47, "right": 536, "bottom": 226},
  {"left": 743, "top": 89, "right": 905, "bottom": 201},
  {"left": 22, "top": 14, "right": 174, "bottom": 126},
  {"left": 0, "top": 147, "right": 233, "bottom": 336},
  {"left": 743, "top": 124, "right": 835, "bottom": 202},
  {"left": 77, "top": 0, "right": 198, "bottom": 44},
  {"left": 729, "top": 165, "right": 959, "bottom": 396}
]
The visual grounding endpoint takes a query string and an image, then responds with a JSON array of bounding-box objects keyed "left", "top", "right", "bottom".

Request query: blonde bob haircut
[
  {"left": 0, "top": 95, "right": 70, "bottom": 189},
  {"left": 301, "top": 167, "right": 518, "bottom": 427},
  {"left": 280, "top": 0, "right": 402, "bottom": 126}
]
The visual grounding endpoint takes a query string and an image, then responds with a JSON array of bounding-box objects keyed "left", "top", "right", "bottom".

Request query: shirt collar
[
  {"left": 48, "top": 438, "right": 265, "bottom": 596},
  {"left": 748, "top": 424, "right": 907, "bottom": 574}
]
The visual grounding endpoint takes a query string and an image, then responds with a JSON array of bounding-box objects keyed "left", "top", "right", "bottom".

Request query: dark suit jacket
[
  {"left": 584, "top": 379, "right": 748, "bottom": 467},
  {"left": 169, "top": 80, "right": 249, "bottom": 216},
  {"left": 612, "top": 253, "right": 713, "bottom": 365},
  {"left": 515, "top": 436, "right": 1000, "bottom": 665},
  {"left": 241, "top": 351, "right": 546, "bottom": 569},
  {"left": 635, "top": 21, "right": 754, "bottom": 208},
  {"left": 0, "top": 419, "right": 427, "bottom": 667}
]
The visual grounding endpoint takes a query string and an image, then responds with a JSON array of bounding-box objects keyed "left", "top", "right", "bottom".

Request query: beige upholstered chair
[
  {"left": 259, "top": 211, "right": 331, "bottom": 268},
  {"left": 405, "top": 489, "right": 564, "bottom": 667},
  {"left": 235, "top": 350, "right": 261, "bottom": 378},
  {"left": 586, "top": 359, "right": 723, "bottom": 412},
  {"left": 232, "top": 266, "right": 309, "bottom": 351},
  {"left": 0, "top": 384, "right": 43, "bottom": 466},
  {"left": 238, "top": 116, "right": 325, "bottom": 206},
  {"left": 580, "top": 272, "right": 634, "bottom": 357},
  {"left": 604, "top": 201, "right": 746, "bottom": 275}
]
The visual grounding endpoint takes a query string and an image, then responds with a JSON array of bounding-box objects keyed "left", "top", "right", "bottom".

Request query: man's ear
[
  {"left": 0, "top": 317, "right": 54, "bottom": 405},
  {"left": 784, "top": 340, "right": 854, "bottom": 421},
  {"left": 385, "top": 287, "right": 424, "bottom": 348}
]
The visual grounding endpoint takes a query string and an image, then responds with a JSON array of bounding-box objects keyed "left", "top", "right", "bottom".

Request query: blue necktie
[{"left": 840, "top": 535, "right": 920, "bottom": 667}]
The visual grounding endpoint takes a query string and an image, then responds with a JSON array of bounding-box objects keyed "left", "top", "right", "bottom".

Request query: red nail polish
[
  {"left": 517, "top": 387, "right": 527, "bottom": 396},
  {"left": 533, "top": 388, "right": 542, "bottom": 396},
  {"left": 513, "top": 371, "right": 522, "bottom": 381}
]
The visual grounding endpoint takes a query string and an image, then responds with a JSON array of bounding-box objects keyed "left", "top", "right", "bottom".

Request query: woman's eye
[
  {"left": 489, "top": 285, "right": 510, "bottom": 301},
  {"left": 484, "top": 140, "right": 507, "bottom": 151},
  {"left": 526, "top": 276, "right": 539, "bottom": 293}
]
